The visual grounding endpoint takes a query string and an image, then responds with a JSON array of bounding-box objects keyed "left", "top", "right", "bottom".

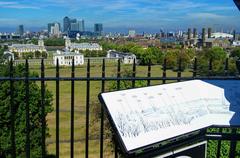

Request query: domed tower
[{"left": 38, "top": 39, "right": 44, "bottom": 47}]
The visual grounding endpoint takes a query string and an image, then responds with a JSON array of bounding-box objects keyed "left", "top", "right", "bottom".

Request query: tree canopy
[
  {"left": 0, "top": 64, "right": 53, "bottom": 158},
  {"left": 230, "top": 47, "right": 240, "bottom": 59}
]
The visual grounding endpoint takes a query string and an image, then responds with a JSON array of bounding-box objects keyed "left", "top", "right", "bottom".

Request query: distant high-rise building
[
  {"left": 17, "top": 25, "right": 24, "bottom": 36},
  {"left": 48, "top": 23, "right": 55, "bottom": 33},
  {"left": 94, "top": 23, "right": 103, "bottom": 35},
  {"left": 193, "top": 28, "right": 197, "bottom": 38},
  {"left": 233, "top": 30, "right": 236, "bottom": 40},
  {"left": 79, "top": 20, "right": 85, "bottom": 32},
  {"left": 202, "top": 28, "right": 206, "bottom": 47},
  {"left": 63, "top": 16, "right": 70, "bottom": 32},
  {"left": 187, "top": 28, "right": 191, "bottom": 40},
  {"left": 70, "top": 19, "right": 77, "bottom": 23},
  {"left": 208, "top": 28, "right": 212, "bottom": 38},
  {"left": 63, "top": 17, "right": 79, "bottom": 32},
  {"left": 70, "top": 22, "right": 79, "bottom": 31},
  {"left": 70, "top": 20, "right": 85, "bottom": 32},
  {"left": 51, "top": 23, "right": 61, "bottom": 36}
]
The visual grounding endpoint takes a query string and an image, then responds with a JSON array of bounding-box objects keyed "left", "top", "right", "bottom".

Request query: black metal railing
[{"left": 1, "top": 57, "right": 240, "bottom": 158}]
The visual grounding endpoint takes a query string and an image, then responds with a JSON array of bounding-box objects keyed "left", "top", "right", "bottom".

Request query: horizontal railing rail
[{"left": 0, "top": 57, "right": 239, "bottom": 158}]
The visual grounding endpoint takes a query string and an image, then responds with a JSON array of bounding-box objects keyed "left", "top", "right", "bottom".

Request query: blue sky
[{"left": 0, "top": 0, "right": 240, "bottom": 32}]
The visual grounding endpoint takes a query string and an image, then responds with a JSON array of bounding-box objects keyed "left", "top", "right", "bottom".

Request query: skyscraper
[
  {"left": 70, "top": 18, "right": 77, "bottom": 24},
  {"left": 63, "top": 16, "right": 70, "bottom": 32},
  {"left": 94, "top": 23, "right": 103, "bottom": 35},
  {"left": 70, "top": 22, "right": 79, "bottom": 31},
  {"left": 51, "top": 23, "right": 61, "bottom": 36},
  {"left": 193, "top": 28, "right": 197, "bottom": 38},
  {"left": 79, "top": 20, "right": 85, "bottom": 32},
  {"left": 187, "top": 28, "right": 191, "bottom": 40},
  {"left": 70, "top": 20, "right": 85, "bottom": 32},
  {"left": 233, "top": 30, "right": 236, "bottom": 41},
  {"left": 48, "top": 23, "right": 55, "bottom": 33},
  {"left": 208, "top": 28, "right": 212, "bottom": 38},
  {"left": 63, "top": 17, "right": 79, "bottom": 32},
  {"left": 17, "top": 25, "right": 24, "bottom": 36},
  {"left": 202, "top": 28, "right": 206, "bottom": 47}
]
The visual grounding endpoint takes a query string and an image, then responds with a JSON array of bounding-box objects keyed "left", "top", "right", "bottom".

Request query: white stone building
[
  {"left": 211, "top": 32, "right": 233, "bottom": 39},
  {"left": 8, "top": 39, "right": 46, "bottom": 58},
  {"left": 53, "top": 50, "right": 84, "bottom": 66},
  {"left": 3, "top": 51, "right": 14, "bottom": 61},
  {"left": 65, "top": 38, "right": 102, "bottom": 51},
  {"left": 107, "top": 50, "right": 136, "bottom": 64},
  {"left": 233, "top": 41, "right": 240, "bottom": 47}
]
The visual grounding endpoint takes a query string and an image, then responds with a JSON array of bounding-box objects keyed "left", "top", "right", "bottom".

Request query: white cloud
[
  {"left": 0, "top": 1, "right": 40, "bottom": 9},
  {"left": 188, "top": 13, "right": 228, "bottom": 19},
  {"left": 205, "top": 6, "right": 233, "bottom": 11},
  {"left": 167, "top": 0, "right": 207, "bottom": 10}
]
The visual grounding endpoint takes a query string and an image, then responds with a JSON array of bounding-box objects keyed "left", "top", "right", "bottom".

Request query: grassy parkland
[{"left": 30, "top": 62, "right": 193, "bottom": 157}]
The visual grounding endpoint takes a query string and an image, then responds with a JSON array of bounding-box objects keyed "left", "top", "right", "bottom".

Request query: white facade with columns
[{"left": 53, "top": 50, "right": 84, "bottom": 66}]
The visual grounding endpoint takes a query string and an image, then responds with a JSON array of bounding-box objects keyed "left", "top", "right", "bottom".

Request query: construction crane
[{"left": 234, "top": 0, "right": 240, "bottom": 10}]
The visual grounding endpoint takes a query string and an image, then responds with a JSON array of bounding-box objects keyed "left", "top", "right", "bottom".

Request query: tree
[
  {"left": 90, "top": 68, "right": 147, "bottom": 155},
  {"left": 197, "top": 47, "right": 227, "bottom": 75},
  {"left": 204, "top": 47, "right": 227, "bottom": 61},
  {"left": 0, "top": 64, "right": 53, "bottom": 158},
  {"left": 41, "top": 51, "right": 48, "bottom": 59},
  {"left": 35, "top": 51, "right": 41, "bottom": 58},
  {"left": 145, "top": 47, "right": 164, "bottom": 65},
  {"left": 230, "top": 47, "right": 240, "bottom": 59},
  {"left": 164, "top": 50, "right": 178, "bottom": 69},
  {"left": 44, "top": 38, "right": 65, "bottom": 46}
]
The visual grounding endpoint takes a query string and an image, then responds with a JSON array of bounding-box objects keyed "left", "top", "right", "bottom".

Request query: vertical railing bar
[
  {"left": 147, "top": 59, "right": 151, "bottom": 86},
  {"left": 56, "top": 59, "right": 60, "bottom": 158},
  {"left": 41, "top": 58, "right": 46, "bottom": 158},
  {"left": 71, "top": 58, "right": 75, "bottom": 158},
  {"left": 10, "top": 58, "right": 16, "bottom": 158},
  {"left": 25, "top": 59, "right": 30, "bottom": 158},
  {"left": 193, "top": 58, "right": 197, "bottom": 78},
  {"left": 208, "top": 58, "right": 213, "bottom": 77},
  {"left": 177, "top": 58, "right": 182, "bottom": 82},
  {"left": 229, "top": 128, "right": 237, "bottom": 158},
  {"left": 132, "top": 59, "right": 136, "bottom": 88},
  {"left": 224, "top": 58, "right": 229, "bottom": 76},
  {"left": 115, "top": 59, "right": 121, "bottom": 158},
  {"left": 85, "top": 59, "right": 90, "bottom": 158},
  {"left": 100, "top": 59, "right": 105, "bottom": 158},
  {"left": 162, "top": 58, "right": 166, "bottom": 84},
  {"left": 117, "top": 59, "right": 121, "bottom": 90},
  {"left": 216, "top": 128, "right": 222, "bottom": 158}
]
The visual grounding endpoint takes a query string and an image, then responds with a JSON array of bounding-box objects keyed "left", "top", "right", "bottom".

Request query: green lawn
[{"left": 30, "top": 63, "right": 193, "bottom": 157}]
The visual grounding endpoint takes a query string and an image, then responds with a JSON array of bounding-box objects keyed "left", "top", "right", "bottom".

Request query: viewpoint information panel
[{"left": 100, "top": 80, "right": 240, "bottom": 153}]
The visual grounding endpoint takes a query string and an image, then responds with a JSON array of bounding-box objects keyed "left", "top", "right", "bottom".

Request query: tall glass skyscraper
[
  {"left": 94, "top": 23, "right": 103, "bottom": 35},
  {"left": 48, "top": 23, "right": 55, "bottom": 33},
  {"left": 79, "top": 20, "right": 85, "bottom": 32},
  {"left": 63, "top": 16, "right": 70, "bottom": 32},
  {"left": 17, "top": 25, "right": 24, "bottom": 36},
  {"left": 63, "top": 16, "right": 79, "bottom": 32}
]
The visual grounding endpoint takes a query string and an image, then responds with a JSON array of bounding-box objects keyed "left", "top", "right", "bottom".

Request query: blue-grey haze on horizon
[{"left": 0, "top": 0, "right": 240, "bottom": 33}]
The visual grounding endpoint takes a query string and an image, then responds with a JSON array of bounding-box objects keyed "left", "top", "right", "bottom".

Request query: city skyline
[{"left": 0, "top": 0, "right": 240, "bottom": 32}]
